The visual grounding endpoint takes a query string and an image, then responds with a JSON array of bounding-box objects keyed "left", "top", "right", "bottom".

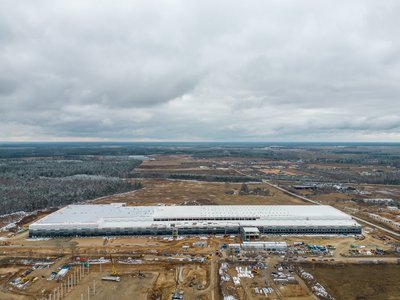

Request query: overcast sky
[{"left": 1, "top": 1, "right": 400, "bottom": 142}]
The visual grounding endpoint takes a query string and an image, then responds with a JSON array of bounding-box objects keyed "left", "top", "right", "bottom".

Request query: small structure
[
  {"left": 242, "top": 242, "right": 288, "bottom": 251},
  {"left": 55, "top": 266, "right": 70, "bottom": 281},
  {"left": 368, "top": 213, "right": 400, "bottom": 229},
  {"left": 363, "top": 198, "right": 393, "bottom": 205},
  {"left": 241, "top": 227, "right": 260, "bottom": 241},
  {"left": 387, "top": 206, "right": 398, "bottom": 211},
  {"left": 193, "top": 241, "right": 208, "bottom": 247},
  {"left": 293, "top": 185, "right": 317, "bottom": 190}
]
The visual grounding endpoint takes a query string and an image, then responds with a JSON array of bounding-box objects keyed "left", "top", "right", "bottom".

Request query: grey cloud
[{"left": 0, "top": 0, "right": 400, "bottom": 141}]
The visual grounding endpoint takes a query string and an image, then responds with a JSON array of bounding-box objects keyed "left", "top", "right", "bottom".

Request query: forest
[{"left": 0, "top": 158, "right": 142, "bottom": 214}]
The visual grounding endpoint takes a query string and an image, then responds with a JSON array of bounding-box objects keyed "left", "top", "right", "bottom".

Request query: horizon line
[{"left": 1, "top": 140, "right": 400, "bottom": 144}]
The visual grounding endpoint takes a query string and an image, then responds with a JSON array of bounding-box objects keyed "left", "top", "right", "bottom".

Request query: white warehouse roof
[{"left": 30, "top": 204, "right": 360, "bottom": 231}]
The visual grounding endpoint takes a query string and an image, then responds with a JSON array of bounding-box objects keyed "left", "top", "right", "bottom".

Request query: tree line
[{"left": 0, "top": 159, "right": 142, "bottom": 214}]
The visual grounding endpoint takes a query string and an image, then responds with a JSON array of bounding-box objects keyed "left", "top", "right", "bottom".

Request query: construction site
[
  {"left": 1, "top": 227, "right": 399, "bottom": 300},
  {"left": 1, "top": 196, "right": 399, "bottom": 300},
  {"left": 1, "top": 154, "right": 400, "bottom": 300}
]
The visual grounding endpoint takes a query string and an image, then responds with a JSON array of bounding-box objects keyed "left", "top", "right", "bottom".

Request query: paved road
[
  {"left": 262, "top": 180, "right": 400, "bottom": 238},
  {"left": 263, "top": 180, "right": 320, "bottom": 205},
  {"left": 231, "top": 168, "right": 400, "bottom": 239},
  {"left": 350, "top": 215, "right": 400, "bottom": 238}
]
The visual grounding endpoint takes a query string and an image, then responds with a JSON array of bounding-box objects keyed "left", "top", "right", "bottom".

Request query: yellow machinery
[
  {"left": 251, "top": 268, "right": 259, "bottom": 275},
  {"left": 109, "top": 254, "right": 119, "bottom": 276},
  {"left": 21, "top": 277, "right": 30, "bottom": 283}
]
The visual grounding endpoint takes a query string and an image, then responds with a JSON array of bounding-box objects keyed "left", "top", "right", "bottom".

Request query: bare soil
[
  {"left": 302, "top": 263, "right": 400, "bottom": 300},
  {"left": 95, "top": 179, "right": 306, "bottom": 206}
]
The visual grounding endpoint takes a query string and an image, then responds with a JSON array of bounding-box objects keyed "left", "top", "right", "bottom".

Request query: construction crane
[{"left": 109, "top": 254, "right": 119, "bottom": 276}]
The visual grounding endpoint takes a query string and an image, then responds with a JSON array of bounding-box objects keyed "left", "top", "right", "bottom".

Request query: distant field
[
  {"left": 362, "top": 184, "right": 400, "bottom": 198},
  {"left": 95, "top": 178, "right": 307, "bottom": 206},
  {"left": 139, "top": 154, "right": 262, "bottom": 175},
  {"left": 260, "top": 168, "right": 299, "bottom": 176},
  {"left": 302, "top": 264, "right": 400, "bottom": 300}
]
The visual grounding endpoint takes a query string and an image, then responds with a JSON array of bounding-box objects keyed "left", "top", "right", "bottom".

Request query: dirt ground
[
  {"left": 0, "top": 291, "right": 29, "bottom": 300},
  {"left": 0, "top": 232, "right": 399, "bottom": 299},
  {"left": 220, "top": 257, "right": 317, "bottom": 300},
  {"left": 96, "top": 154, "right": 308, "bottom": 206},
  {"left": 52, "top": 263, "right": 210, "bottom": 300},
  {"left": 64, "top": 269, "right": 158, "bottom": 300},
  {"left": 260, "top": 169, "right": 303, "bottom": 176},
  {"left": 302, "top": 263, "right": 400, "bottom": 300},
  {"left": 0, "top": 257, "right": 214, "bottom": 300},
  {"left": 361, "top": 184, "right": 400, "bottom": 199},
  {"left": 95, "top": 179, "right": 306, "bottom": 206}
]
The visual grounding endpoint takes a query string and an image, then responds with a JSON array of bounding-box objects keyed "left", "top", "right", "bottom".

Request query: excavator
[
  {"left": 102, "top": 253, "right": 121, "bottom": 282},
  {"left": 109, "top": 254, "right": 119, "bottom": 276},
  {"left": 251, "top": 267, "right": 260, "bottom": 275}
]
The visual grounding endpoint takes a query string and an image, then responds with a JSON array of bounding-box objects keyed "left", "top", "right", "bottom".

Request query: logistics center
[{"left": 29, "top": 204, "right": 361, "bottom": 237}]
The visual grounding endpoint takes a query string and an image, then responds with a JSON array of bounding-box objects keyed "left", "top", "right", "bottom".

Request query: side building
[{"left": 29, "top": 204, "right": 361, "bottom": 237}]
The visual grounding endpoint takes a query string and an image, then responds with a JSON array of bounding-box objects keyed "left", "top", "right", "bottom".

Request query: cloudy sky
[{"left": 1, "top": 1, "right": 400, "bottom": 142}]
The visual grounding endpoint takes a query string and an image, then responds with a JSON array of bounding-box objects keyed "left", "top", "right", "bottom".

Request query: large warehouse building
[{"left": 29, "top": 204, "right": 361, "bottom": 237}]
